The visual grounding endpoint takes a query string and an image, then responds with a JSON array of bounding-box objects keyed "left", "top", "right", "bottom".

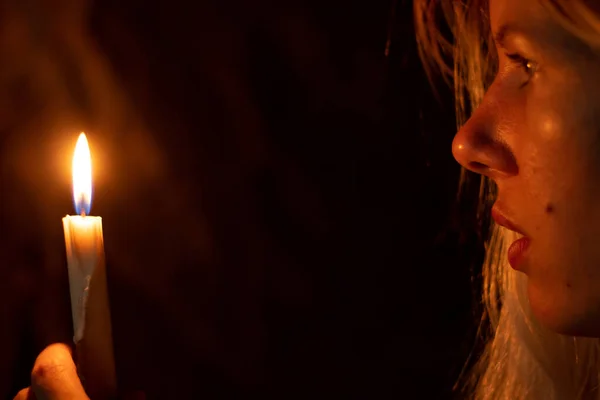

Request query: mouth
[
  {"left": 491, "top": 205, "right": 531, "bottom": 270},
  {"left": 491, "top": 206, "right": 529, "bottom": 237}
]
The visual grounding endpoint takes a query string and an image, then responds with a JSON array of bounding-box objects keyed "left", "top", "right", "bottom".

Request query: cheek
[
  {"left": 517, "top": 83, "right": 600, "bottom": 335},
  {"left": 519, "top": 80, "right": 600, "bottom": 207},
  {"left": 515, "top": 111, "right": 568, "bottom": 218},
  {"left": 524, "top": 177, "right": 600, "bottom": 335},
  {"left": 526, "top": 70, "right": 600, "bottom": 173}
]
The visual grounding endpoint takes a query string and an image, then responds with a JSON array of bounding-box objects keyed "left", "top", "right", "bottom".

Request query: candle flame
[{"left": 72, "top": 133, "right": 92, "bottom": 215}]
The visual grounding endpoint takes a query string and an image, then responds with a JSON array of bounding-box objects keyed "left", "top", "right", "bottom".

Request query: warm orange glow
[{"left": 72, "top": 133, "right": 92, "bottom": 215}]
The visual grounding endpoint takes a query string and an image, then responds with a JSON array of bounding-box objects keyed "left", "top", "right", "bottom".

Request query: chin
[
  {"left": 546, "top": 322, "right": 600, "bottom": 338},
  {"left": 530, "top": 305, "right": 600, "bottom": 338},
  {"left": 530, "top": 306, "right": 596, "bottom": 337},
  {"left": 527, "top": 282, "right": 600, "bottom": 337}
]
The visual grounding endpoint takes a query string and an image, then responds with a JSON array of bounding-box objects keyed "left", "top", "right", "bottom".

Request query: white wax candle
[{"left": 63, "top": 133, "right": 117, "bottom": 398}]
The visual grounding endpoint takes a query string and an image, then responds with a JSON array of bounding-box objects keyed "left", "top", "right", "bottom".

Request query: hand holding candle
[
  {"left": 13, "top": 344, "right": 89, "bottom": 400},
  {"left": 63, "top": 133, "right": 117, "bottom": 399}
]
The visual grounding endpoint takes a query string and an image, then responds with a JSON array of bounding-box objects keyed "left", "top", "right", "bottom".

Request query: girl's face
[{"left": 453, "top": 0, "right": 600, "bottom": 336}]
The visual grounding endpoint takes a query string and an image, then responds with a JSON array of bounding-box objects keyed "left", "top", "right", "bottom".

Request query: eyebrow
[{"left": 493, "top": 24, "right": 524, "bottom": 49}]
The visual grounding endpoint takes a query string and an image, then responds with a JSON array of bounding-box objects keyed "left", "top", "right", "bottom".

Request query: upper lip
[{"left": 491, "top": 206, "right": 529, "bottom": 237}]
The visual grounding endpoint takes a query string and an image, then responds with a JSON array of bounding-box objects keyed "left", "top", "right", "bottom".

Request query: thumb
[{"left": 31, "top": 343, "right": 89, "bottom": 400}]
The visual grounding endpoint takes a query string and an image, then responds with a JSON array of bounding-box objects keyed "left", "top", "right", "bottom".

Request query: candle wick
[{"left": 80, "top": 210, "right": 86, "bottom": 217}]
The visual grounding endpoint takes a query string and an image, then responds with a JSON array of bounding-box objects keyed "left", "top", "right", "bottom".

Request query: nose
[{"left": 452, "top": 104, "right": 518, "bottom": 179}]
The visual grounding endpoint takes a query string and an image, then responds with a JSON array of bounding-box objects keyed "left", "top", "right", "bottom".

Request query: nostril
[{"left": 469, "top": 161, "right": 488, "bottom": 171}]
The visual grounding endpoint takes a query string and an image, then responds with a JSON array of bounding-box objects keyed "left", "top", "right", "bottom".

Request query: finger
[
  {"left": 31, "top": 343, "right": 88, "bottom": 400},
  {"left": 12, "top": 387, "right": 35, "bottom": 400}
]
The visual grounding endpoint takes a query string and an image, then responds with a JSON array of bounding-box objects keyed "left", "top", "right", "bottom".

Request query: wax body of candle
[{"left": 63, "top": 214, "right": 117, "bottom": 398}]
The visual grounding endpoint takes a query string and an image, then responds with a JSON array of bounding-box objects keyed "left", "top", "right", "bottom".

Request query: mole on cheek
[{"left": 545, "top": 203, "right": 555, "bottom": 214}]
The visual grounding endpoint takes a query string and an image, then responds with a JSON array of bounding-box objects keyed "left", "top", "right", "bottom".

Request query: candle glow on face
[{"left": 73, "top": 133, "right": 93, "bottom": 215}]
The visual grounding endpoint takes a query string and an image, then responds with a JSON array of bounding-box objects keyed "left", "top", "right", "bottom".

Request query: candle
[{"left": 63, "top": 133, "right": 117, "bottom": 398}]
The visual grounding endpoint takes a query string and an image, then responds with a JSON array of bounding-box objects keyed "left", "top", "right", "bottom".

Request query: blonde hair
[{"left": 414, "top": 1, "right": 600, "bottom": 399}]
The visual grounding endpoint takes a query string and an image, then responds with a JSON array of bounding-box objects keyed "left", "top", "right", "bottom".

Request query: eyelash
[{"left": 505, "top": 53, "right": 538, "bottom": 85}]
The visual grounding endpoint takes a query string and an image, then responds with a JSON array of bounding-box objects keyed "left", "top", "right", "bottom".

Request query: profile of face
[{"left": 452, "top": 0, "right": 600, "bottom": 337}]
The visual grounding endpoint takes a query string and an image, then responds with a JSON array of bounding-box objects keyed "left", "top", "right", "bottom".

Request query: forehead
[
  {"left": 490, "top": 0, "right": 540, "bottom": 26},
  {"left": 489, "top": 0, "right": 550, "bottom": 35},
  {"left": 488, "top": 0, "right": 594, "bottom": 56}
]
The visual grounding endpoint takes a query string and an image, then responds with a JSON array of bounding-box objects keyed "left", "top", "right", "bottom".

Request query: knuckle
[{"left": 31, "top": 359, "right": 64, "bottom": 387}]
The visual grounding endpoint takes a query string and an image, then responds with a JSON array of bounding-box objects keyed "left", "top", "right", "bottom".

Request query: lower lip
[{"left": 508, "top": 237, "right": 531, "bottom": 270}]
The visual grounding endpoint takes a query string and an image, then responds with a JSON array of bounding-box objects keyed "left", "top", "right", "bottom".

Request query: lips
[
  {"left": 507, "top": 237, "right": 530, "bottom": 270},
  {"left": 491, "top": 206, "right": 528, "bottom": 237},
  {"left": 491, "top": 205, "right": 531, "bottom": 270}
]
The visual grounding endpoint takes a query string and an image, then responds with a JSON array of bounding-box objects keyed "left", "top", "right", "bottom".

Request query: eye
[{"left": 506, "top": 53, "right": 538, "bottom": 84}]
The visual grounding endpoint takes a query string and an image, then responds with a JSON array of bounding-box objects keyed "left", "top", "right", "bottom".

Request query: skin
[
  {"left": 12, "top": 344, "right": 145, "bottom": 400},
  {"left": 452, "top": 0, "right": 600, "bottom": 336},
  {"left": 13, "top": 344, "right": 88, "bottom": 400}
]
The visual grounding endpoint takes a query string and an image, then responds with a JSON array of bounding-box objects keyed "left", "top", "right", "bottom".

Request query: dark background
[{"left": 0, "top": 0, "right": 485, "bottom": 398}]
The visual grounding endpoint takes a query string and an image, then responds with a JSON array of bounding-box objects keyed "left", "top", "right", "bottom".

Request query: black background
[{"left": 0, "top": 0, "right": 486, "bottom": 398}]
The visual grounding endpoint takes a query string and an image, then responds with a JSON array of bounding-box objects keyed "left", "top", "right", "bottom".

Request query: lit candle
[{"left": 63, "top": 133, "right": 117, "bottom": 398}]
